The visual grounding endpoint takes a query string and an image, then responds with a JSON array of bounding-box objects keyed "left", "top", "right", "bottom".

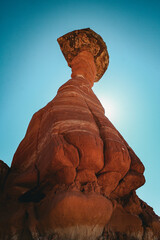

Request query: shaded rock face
[{"left": 0, "top": 75, "right": 160, "bottom": 238}]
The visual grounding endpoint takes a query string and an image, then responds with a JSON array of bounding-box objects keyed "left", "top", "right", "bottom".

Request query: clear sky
[{"left": 0, "top": 0, "right": 160, "bottom": 215}]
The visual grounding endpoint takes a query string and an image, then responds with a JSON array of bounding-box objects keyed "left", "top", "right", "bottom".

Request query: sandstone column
[{"left": 0, "top": 28, "right": 159, "bottom": 240}]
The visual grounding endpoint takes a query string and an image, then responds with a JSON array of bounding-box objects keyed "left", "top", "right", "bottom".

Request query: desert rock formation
[{"left": 0, "top": 29, "right": 159, "bottom": 240}]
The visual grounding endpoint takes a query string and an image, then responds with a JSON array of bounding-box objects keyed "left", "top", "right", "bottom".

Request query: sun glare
[{"left": 99, "top": 97, "right": 119, "bottom": 123}]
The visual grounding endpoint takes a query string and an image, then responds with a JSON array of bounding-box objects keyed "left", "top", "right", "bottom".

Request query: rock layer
[
  {"left": 5, "top": 76, "right": 145, "bottom": 198},
  {"left": 0, "top": 61, "right": 160, "bottom": 239}
]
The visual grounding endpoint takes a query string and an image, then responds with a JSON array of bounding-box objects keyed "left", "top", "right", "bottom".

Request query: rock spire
[{"left": 0, "top": 28, "right": 159, "bottom": 240}]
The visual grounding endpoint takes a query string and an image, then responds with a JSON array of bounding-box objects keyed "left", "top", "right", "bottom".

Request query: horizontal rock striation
[
  {"left": 0, "top": 75, "right": 159, "bottom": 240},
  {"left": 0, "top": 29, "right": 159, "bottom": 239}
]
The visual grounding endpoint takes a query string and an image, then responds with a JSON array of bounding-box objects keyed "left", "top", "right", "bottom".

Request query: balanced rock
[{"left": 0, "top": 28, "right": 159, "bottom": 240}]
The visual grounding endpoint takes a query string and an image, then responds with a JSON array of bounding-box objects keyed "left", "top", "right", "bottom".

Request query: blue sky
[{"left": 0, "top": 0, "right": 160, "bottom": 215}]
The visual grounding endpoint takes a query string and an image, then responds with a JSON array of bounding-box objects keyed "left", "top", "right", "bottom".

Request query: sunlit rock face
[
  {"left": 0, "top": 28, "right": 160, "bottom": 239},
  {"left": 0, "top": 75, "right": 159, "bottom": 240},
  {"left": 5, "top": 76, "right": 145, "bottom": 198}
]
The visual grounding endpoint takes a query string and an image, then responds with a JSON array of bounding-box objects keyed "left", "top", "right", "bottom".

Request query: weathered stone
[
  {"left": 105, "top": 203, "right": 144, "bottom": 239},
  {"left": 97, "top": 172, "right": 121, "bottom": 196},
  {"left": 57, "top": 28, "right": 109, "bottom": 82},
  {"left": 0, "top": 28, "right": 159, "bottom": 240},
  {"left": 128, "top": 147, "right": 145, "bottom": 174},
  {"left": 76, "top": 169, "right": 97, "bottom": 184},
  {"left": 0, "top": 160, "right": 9, "bottom": 190},
  {"left": 37, "top": 191, "right": 113, "bottom": 240},
  {"left": 111, "top": 170, "right": 145, "bottom": 198}
]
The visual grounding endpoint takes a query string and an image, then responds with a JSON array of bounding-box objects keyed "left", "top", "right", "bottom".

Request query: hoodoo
[{"left": 0, "top": 28, "right": 160, "bottom": 240}]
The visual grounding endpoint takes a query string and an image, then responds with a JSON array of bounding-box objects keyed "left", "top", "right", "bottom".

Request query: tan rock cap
[{"left": 57, "top": 28, "right": 109, "bottom": 82}]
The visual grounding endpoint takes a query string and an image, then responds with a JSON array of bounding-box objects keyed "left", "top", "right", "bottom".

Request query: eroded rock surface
[
  {"left": 0, "top": 28, "right": 159, "bottom": 239},
  {"left": 0, "top": 75, "right": 159, "bottom": 240}
]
